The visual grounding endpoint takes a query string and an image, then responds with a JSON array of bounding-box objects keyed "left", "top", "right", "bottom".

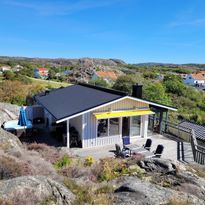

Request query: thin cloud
[{"left": 3, "top": 0, "right": 124, "bottom": 16}]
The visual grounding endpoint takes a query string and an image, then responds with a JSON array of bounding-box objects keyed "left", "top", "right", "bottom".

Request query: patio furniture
[
  {"left": 143, "top": 138, "right": 152, "bottom": 151},
  {"left": 153, "top": 144, "right": 164, "bottom": 158},
  {"left": 115, "top": 144, "right": 130, "bottom": 158},
  {"left": 125, "top": 144, "right": 155, "bottom": 158}
]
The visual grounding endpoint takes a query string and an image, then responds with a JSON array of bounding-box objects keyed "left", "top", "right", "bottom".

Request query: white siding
[
  {"left": 82, "top": 98, "right": 150, "bottom": 148},
  {"left": 83, "top": 112, "right": 97, "bottom": 148},
  {"left": 94, "top": 98, "right": 149, "bottom": 112}
]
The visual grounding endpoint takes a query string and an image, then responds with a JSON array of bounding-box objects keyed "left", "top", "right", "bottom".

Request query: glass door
[{"left": 130, "top": 116, "right": 141, "bottom": 137}]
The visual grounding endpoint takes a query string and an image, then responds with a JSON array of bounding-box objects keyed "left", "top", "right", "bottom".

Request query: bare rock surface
[
  {"left": 0, "top": 128, "right": 22, "bottom": 154},
  {"left": 113, "top": 176, "right": 205, "bottom": 205},
  {"left": 0, "top": 176, "right": 75, "bottom": 205},
  {"left": 0, "top": 102, "right": 19, "bottom": 125},
  {"left": 139, "top": 158, "right": 177, "bottom": 174}
]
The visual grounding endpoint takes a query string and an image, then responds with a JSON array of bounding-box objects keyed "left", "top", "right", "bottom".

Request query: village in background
[{"left": 1, "top": 56, "right": 205, "bottom": 125}]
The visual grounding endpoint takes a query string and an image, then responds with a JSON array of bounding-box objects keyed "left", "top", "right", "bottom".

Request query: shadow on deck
[{"left": 19, "top": 128, "right": 64, "bottom": 147}]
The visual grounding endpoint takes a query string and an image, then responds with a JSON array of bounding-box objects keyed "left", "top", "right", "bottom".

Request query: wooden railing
[
  {"left": 190, "top": 130, "right": 205, "bottom": 165},
  {"left": 149, "top": 116, "right": 205, "bottom": 164}
]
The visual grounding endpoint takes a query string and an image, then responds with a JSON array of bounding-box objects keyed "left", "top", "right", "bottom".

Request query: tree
[
  {"left": 112, "top": 75, "right": 144, "bottom": 94},
  {"left": 3, "top": 71, "right": 15, "bottom": 80},
  {"left": 163, "top": 75, "right": 185, "bottom": 96},
  {"left": 89, "top": 79, "right": 109, "bottom": 88},
  {"left": 143, "top": 82, "right": 172, "bottom": 105}
]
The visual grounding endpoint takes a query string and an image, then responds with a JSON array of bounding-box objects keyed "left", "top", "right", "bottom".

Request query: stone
[
  {"left": 139, "top": 158, "right": 177, "bottom": 174},
  {"left": 113, "top": 176, "right": 205, "bottom": 205},
  {"left": 0, "top": 176, "right": 75, "bottom": 205}
]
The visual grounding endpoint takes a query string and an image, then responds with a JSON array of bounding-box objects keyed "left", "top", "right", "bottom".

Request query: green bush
[{"left": 54, "top": 155, "right": 72, "bottom": 169}]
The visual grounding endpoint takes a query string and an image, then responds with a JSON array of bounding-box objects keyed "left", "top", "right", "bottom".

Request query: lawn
[{"left": 28, "top": 77, "right": 70, "bottom": 89}]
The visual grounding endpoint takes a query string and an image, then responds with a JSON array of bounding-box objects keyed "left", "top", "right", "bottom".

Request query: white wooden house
[
  {"left": 35, "top": 84, "right": 176, "bottom": 148},
  {"left": 184, "top": 73, "right": 205, "bottom": 86}
]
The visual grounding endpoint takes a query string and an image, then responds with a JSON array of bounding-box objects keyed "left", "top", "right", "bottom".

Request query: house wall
[
  {"left": 184, "top": 75, "right": 195, "bottom": 85},
  {"left": 184, "top": 75, "right": 205, "bottom": 85},
  {"left": 82, "top": 98, "right": 150, "bottom": 148}
]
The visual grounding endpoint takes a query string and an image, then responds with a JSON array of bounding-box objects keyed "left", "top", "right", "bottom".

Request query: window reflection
[
  {"left": 109, "top": 118, "right": 120, "bottom": 136},
  {"left": 97, "top": 119, "right": 108, "bottom": 137}
]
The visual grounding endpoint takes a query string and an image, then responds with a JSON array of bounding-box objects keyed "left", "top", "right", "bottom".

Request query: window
[
  {"left": 130, "top": 116, "right": 141, "bottom": 136},
  {"left": 97, "top": 118, "right": 120, "bottom": 137},
  {"left": 97, "top": 119, "right": 108, "bottom": 137},
  {"left": 109, "top": 118, "right": 120, "bottom": 136}
]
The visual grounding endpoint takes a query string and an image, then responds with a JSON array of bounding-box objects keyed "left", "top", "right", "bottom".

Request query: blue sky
[{"left": 0, "top": 0, "right": 205, "bottom": 63}]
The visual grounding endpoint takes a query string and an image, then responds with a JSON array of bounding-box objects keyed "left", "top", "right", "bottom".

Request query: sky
[{"left": 0, "top": 0, "right": 205, "bottom": 64}]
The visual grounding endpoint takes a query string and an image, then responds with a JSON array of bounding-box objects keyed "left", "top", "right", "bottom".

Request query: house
[
  {"left": 0, "top": 65, "right": 12, "bottom": 72},
  {"left": 13, "top": 64, "right": 23, "bottom": 72},
  {"left": 34, "top": 83, "right": 176, "bottom": 149},
  {"left": 92, "top": 70, "right": 118, "bottom": 83},
  {"left": 199, "top": 70, "right": 205, "bottom": 78},
  {"left": 34, "top": 68, "right": 49, "bottom": 79},
  {"left": 184, "top": 73, "right": 205, "bottom": 86}
]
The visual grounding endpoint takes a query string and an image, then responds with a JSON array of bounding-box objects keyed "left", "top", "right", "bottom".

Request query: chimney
[{"left": 132, "top": 84, "right": 143, "bottom": 98}]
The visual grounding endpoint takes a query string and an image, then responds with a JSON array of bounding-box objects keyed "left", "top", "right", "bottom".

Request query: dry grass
[
  {"left": 64, "top": 178, "right": 113, "bottom": 205},
  {"left": 0, "top": 155, "right": 31, "bottom": 179},
  {"left": 166, "top": 198, "right": 192, "bottom": 205},
  {"left": 0, "top": 198, "right": 13, "bottom": 205}
]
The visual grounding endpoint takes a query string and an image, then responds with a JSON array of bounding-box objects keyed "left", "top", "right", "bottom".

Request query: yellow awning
[{"left": 94, "top": 109, "right": 154, "bottom": 119}]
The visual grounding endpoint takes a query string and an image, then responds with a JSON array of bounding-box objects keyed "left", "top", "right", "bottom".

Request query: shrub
[
  {"left": 0, "top": 156, "right": 24, "bottom": 179},
  {"left": 84, "top": 156, "right": 95, "bottom": 167},
  {"left": 54, "top": 154, "right": 72, "bottom": 169},
  {"left": 93, "top": 158, "right": 129, "bottom": 182},
  {"left": 64, "top": 178, "right": 93, "bottom": 205},
  {"left": 0, "top": 198, "right": 13, "bottom": 205},
  {"left": 59, "top": 165, "right": 82, "bottom": 178},
  {"left": 27, "top": 143, "right": 49, "bottom": 151}
]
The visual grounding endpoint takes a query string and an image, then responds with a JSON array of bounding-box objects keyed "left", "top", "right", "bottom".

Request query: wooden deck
[{"left": 71, "top": 134, "right": 195, "bottom": 163}]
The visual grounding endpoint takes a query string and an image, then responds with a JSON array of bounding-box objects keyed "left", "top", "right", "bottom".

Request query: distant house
[
  {"left": 0, "top": 65, "right": 12, "bottom": 72},
  {"left": 13, "top": 64, "right": 23, "bottom": 72},
  {"left": 92, "top": 70, "right": 118, "bottom": 83},
  {"left": 184, "top": 73, "right": 205, "bottom": 86},
  {"left": 199, "top": 71, "right": 205, "bottom": 78},
  {"left": 34, "top": 68, "right": 49, "bottom": 79}
]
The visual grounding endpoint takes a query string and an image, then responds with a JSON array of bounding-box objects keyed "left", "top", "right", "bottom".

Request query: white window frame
[{"left": 97, "top": 117, "right": 120, "bottom": 138}]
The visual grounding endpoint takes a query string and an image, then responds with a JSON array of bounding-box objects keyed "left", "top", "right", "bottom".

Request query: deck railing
[
  {"left": 190, "top": 130, "right": 205, "bottom": 165},
  {"left": 149, "top": 116, "right": 205, "bottom": 165}
]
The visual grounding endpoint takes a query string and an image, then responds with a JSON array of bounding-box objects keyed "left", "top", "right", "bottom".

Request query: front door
[{"left": 122, "top": 117, "right": 130, "bottom": 137}]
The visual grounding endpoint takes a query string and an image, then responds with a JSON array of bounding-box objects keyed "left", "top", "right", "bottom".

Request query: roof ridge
[{"left": 78, "top": 83, "right": 127, "bottom": 96}]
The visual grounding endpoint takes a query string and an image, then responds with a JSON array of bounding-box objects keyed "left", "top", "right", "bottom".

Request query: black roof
[
  {"left": 179, "top": 121, "right": 205, "bottom": 141},
  {"left": 35, "top": 84, "right": 126, "bottom": 121}
]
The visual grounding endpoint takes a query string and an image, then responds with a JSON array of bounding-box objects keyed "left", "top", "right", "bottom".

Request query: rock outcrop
[
  {"left": 113, "top": 176, "right": 205, "bottom": 205},
  {"left": 0, "top": 102, "right": 19, "bottom": 125},
  {"left": 0, "top": 176, "right": 75, "bottom": 205}
]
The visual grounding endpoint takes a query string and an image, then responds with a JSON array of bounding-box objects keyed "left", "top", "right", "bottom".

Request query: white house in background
[
  {"left": 92, "top": 70, "right": 118, "bottom": 83},
  {"left": 184, "top": 73, "right": 205, "bottom": 86},
  {"left": 34, "top": 83, "right": 176, "bottom": 149},
  {"left": 0, "top": 65, "right": 12, "bottom": 72}
]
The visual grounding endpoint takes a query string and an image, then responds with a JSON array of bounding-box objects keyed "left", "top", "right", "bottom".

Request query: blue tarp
[{"left": 17, "top": 106, "right": 32, "bottom": 128}]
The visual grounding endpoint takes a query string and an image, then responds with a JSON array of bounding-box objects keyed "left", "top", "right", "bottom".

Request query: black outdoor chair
[
  {"left": 153, "top": 144, "right": 164, "bottom": 158},
  {"left": 115, "top": 144, "right": 130, "bottom": 158},
  {"left": 143, "top": 138, "right": 152, "bottom": 151}
]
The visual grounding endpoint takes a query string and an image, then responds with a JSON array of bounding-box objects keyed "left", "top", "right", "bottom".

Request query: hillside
[{"left": 1, "top": 56, "right": 205, "bottom": 125}]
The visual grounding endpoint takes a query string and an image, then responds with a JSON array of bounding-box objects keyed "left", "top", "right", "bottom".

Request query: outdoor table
[{"left": 125, "top": 144, "right": 155, "bottom": 158}]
